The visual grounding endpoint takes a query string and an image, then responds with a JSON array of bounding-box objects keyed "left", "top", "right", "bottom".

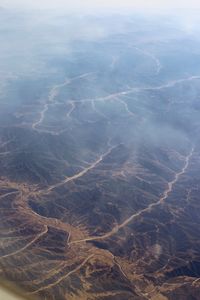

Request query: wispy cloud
[{"left": 2, "top": 0, "right": 200, "bottom": 14}]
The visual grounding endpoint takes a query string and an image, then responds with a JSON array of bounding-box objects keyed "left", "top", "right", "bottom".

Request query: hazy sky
[{"left": 2, "top": 0, "right": 200, "bottom": 13}]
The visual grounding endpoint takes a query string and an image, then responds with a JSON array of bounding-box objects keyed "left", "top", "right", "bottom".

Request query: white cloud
[{"left": 2, "top": 0, "right": 200, "bottom": 13}]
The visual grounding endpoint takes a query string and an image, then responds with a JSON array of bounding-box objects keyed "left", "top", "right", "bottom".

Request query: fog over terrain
[{"left": 0, "top": 2, "right": 200, "bottom": 300}]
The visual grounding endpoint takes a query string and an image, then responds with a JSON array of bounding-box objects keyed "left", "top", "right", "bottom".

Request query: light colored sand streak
[
  {"left": 0, "top": 225, "right": 48, "bottom": 259},
  {"left": 46, "top": 145, "right": 117, "bottom": 192},
  {"left": 29, "top": 254, "right": 94, "bottom": 294},
  {"left": 69, "top": 147, "right": 194, "bottom": 245},
  {"left": 32, "top": 72, "right": 94, "bottom": 129}
]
